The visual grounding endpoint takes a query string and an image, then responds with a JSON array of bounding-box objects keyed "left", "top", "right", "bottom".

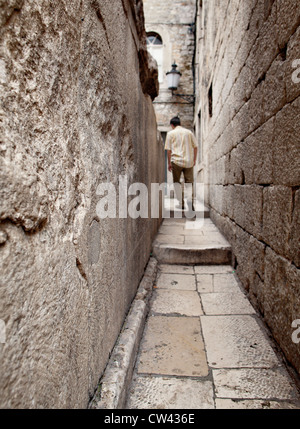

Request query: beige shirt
[{"left": 165, "top": 126, "right": 198, "bottom": 168}]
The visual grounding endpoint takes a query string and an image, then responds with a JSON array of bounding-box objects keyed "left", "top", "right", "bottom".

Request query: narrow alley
[
  {"left": 0, "top": 0, "right": 299, "bottom": 411},
  {"left": 90, "top": 201, "right": 300, "bottom": 410},
  {"left": 127, "top": 218, "right": 300, "bottom": 409}
]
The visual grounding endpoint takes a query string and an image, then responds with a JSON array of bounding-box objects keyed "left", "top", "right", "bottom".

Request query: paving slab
[
  {"left": 158, "top": 264, "right": 194, "bottom": 274},
  {"left": 156, "top": 273, "right": 196, "bottom": 291},
  {"left": 196, "top": 273, "right": 241, "bottom": 294},
  {"left": 155, "top": 234, "right": 184, "bottom": 244},
  {"left": 127, "top": 376, "right": 215, "bottom": 409},
  {"left": 151, "top": 289, "right": 203, "bottom": 316},
  {"left": 184, "top": 235, "right": 230, "bottom": 246},
  {"left": 215, "top": 399, "right": 300, "bottom": 409},
  {"left": 196, "top": 274, "right": 214, "bottom": 293},
  {"left": 158, "top": 225, "right": 185, "bottom": 235},
  {"left": 200, "top": 315, "right": 280, "bottom": 368},
  {"left": 213, "top": 273, "right": 242, "bottom": 292},
  {"left": 201, "top": 291, "right": 256, "bottom": 315},
  {"left": 184, "top": 220, "right": 217, "bottom": 231},
  {"left": 137, "top": 316, "right": 208, "bottom": 377},
  {"left": 163, "top": 197, "right": 210, "bottom": 220},
  {"left": 160, "top": 218, "right": 186, "bottom": 226},
  {"left": 213, "top": 368, "right": 299, "bottom": 400},
  {"left": 194, "top": 266, "right": 234, "bottom": 274},
  {"left": 124, "top": 213, "right": 300, "bottom": 409}
]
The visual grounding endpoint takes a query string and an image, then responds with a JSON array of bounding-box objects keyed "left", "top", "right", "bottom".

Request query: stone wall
[
  {"left": 143, "top": 0, "right": 196, "bottom": 130},
  {"left": 195, "top": 0, "right": 300, "bottom": 374},
  {"left": 0, "top": 0, "right": 164, "bottom": 408}
]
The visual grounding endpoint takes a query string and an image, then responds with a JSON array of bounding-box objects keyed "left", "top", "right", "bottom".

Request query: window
[
  {"left": 146, "top": 33, "right": 163, "bottom": 46},
  {"left": 146, "top": 32, "right": 164, "bottom": 83}
]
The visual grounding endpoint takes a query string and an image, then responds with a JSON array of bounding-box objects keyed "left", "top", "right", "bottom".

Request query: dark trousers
[{"left": 171, "top": 162, "right": 194, "bottom": 206}]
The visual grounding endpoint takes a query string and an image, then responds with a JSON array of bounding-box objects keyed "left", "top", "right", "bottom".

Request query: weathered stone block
[
  {"left": 247, "top": 0, "right": 278, "bottom": 83},
  {"left": 231, "top": 185, "right": 263, "bottom": 240},
  {"left": 286, "top": 26, "right": 300, "bottom": 103},
  {"left": 264, "top": 247, "right": 300, "bottom": 374},
  {"left": 209, "top": 185, "right": 227, "bottom": 215},
  {"left": 232, "top": 224, "right": 266, "bottom": 291},
  {"left": 247, "top": 81, "right": 265, "bottom": 135},
  {"left": 263, "top": 54, "right": 287, "bottom": 120},
  {"left": 277, "top": 0, "right": 300, "bottom": 49},
  {"left": 273, "top": 97, "right": 300, "bottom": 186},
  {"left": 225, "top": 147, "right": 244, "bottom": 185},
  {"left": 231, "top": 101, "right": 251, "bottom": 146},
  {"left": 232, "top": 65, "right": 254, "bottom": 114},
  {"left": 240, "top": 117, "right": 274, "bottom": 185},
  {"left": 210, "top": 207, "right": 236, "bottom": 248},
  {"left": 0, "top": 159, "right": 49, "bottom": 232},
  {"left": 290, "top": 189, "right": 300, "bottom": 267},
  {"left": 223, "top": 185, "right": 235, "bottom": 220},
  {"left": 262, "top": 186, "right": 293, "bottom": 260}
]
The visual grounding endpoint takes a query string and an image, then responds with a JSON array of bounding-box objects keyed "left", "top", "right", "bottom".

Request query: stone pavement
[{"left": 125, "top": 217, "right": 300, "bottom": 409}]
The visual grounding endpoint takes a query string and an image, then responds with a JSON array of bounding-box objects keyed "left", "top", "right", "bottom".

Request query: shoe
[{"left": 187, "top": 201, "right": 195, "bottom": 212}]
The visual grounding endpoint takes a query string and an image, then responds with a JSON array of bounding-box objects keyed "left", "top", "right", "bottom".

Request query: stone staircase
[{"left": 153, "top": 198, "right": 232, "bottom": 265}]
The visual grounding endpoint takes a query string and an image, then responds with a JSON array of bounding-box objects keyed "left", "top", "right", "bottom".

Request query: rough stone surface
[
  {"left": 136, "top": 315, "right": 208, "bottom": 377},
  {"left": 201, "top": 315, "right": 280, "bottom": 368},
  {"left": 201, "top": 292, "right": 256, "bottom": 316},
  {"left": 127, "top": 376, "right": 215, "bottom": 409},
  {"left": 156, "top": 273, "right": 196, "bottom": 290},
  {"left": 151, "top": 289, "right": 203, "bottom": 317},
  {"left": 213, "top": 368, "right": 299, "bottom": 400},
  {"left": 0, "top": 0, "right": 163, "bottom": 409},
  {"left": 126, "top": 251, "right": 300, "bottom": 409},
  {"left": 215, "top": 399, "right": 300, "bottom": 410},
  {"left": 89, "top": 258, "right": 158, "bottom": 409},
  {"left": 263, "top": 247, "right": 300, "bottom": 374},
  {"left": 195, "top": 0, "right": 300, "bottom": 374}
]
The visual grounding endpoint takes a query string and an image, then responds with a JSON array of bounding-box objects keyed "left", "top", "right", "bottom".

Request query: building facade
[{"left": 143, "top": 0, "right": 196, "bottom": 132}]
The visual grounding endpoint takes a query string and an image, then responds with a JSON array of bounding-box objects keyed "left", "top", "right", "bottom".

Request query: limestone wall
[
  {"left": 0, "top": 0, "right": 164, "bottom": 408},
  {"left": 196, "top": 0, "right": 300, "bottom": 373}
]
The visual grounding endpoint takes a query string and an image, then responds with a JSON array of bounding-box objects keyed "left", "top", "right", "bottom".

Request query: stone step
[
  {"left": 152, "top": 218, "right": 232, "bottom": 265},
  {"left": 162, "top": 209, "right": 211, "bottom": 219},
  {"left": 163, "top": 197, "right": 210, "bottom": 219}
]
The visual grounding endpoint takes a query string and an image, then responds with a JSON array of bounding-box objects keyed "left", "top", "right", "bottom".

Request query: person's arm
[
  {"left": 191, "top": 132, "right": 198, "bottom": 167},
  {"left": 194, "top": 147, "right": 198, "bottom": 166},
  {"left": 165, "top": 133, "right": 172, "bottom": 172},
  {"left": 167, "top": 150, "right": 172, "bottom": 172}
]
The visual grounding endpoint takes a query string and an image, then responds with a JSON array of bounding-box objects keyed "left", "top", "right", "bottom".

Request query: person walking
[{"left": 164, "top": 116, "right": 198, "bottom": 212}]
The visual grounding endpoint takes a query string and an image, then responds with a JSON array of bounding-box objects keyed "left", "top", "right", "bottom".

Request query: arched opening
[{"left": 146, "top": 32, "right": 164, "bottom": 83}]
